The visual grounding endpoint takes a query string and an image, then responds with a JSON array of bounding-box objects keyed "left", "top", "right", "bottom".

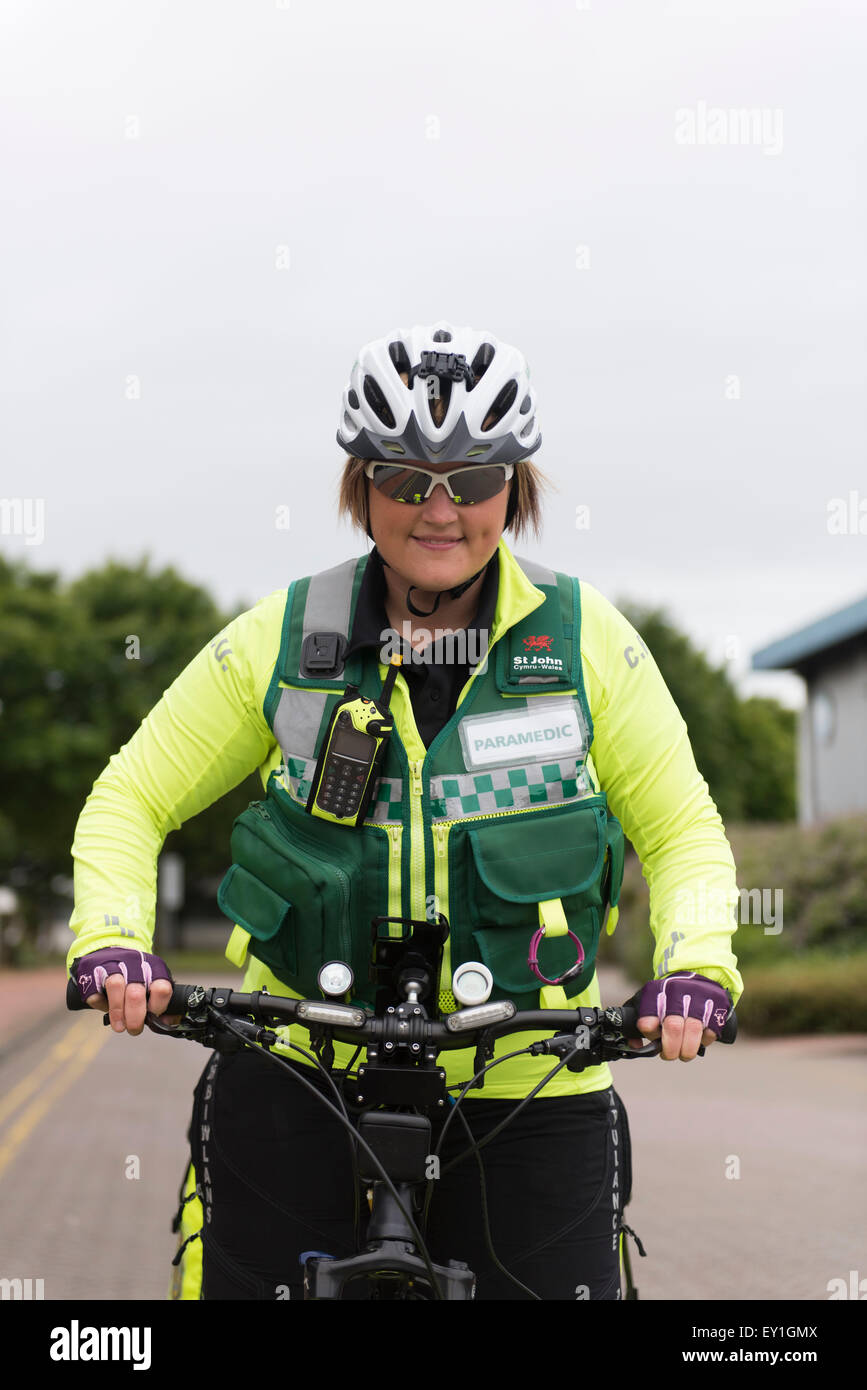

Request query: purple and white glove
[
  {"left": 72, "top": 948, "right": 173, "bottom": 1008},
  {"left": 638, "top": 971, "right": 732, "bottom": 1039}
]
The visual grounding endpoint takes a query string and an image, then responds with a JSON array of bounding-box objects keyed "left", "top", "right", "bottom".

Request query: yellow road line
[
  {"left": 0, "top": 1018, "right": 106, "bottom": 1181},
  {"left": 0, "top": 1014, "right": 98, "bottom": 1127}
]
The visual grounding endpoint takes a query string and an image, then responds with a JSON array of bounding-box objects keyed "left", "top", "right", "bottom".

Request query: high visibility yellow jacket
[{"left": 68, "top": 539, "right": 742, "bottom": 1100}]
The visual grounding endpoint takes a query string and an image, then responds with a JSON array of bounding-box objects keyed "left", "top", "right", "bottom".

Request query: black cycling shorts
[{"left": 185, "top": 1046, "right": 633, "bottom": 1301}]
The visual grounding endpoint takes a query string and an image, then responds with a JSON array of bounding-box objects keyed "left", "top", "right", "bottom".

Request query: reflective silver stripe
[
  {"left": 429, "top": 759, "right": 593, "bottom": 820},
  {"left": 273, "top": 688, "right": 328, "bottom": 761},
  {"left": 661, "top": 931, "right": 685, "bottom": 975},
  {"left": 369, "top": 778, "right": 404, "bottom": 822},
  {"left": 514, "top": 554, "right": 556, "bottom": 587},
  {"left": 277, "top": 752, "right": 317, "bottom": 804},
  {"left": 299, "top": 558, "right": 359, "bottom": 677},
  {"left": 278, "top": 752, "right": 402, "bottom": 824}
]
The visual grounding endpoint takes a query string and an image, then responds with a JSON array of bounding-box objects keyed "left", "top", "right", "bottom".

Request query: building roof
[{"left": 752, "top": 592, "right": 867, "bottom": 670}]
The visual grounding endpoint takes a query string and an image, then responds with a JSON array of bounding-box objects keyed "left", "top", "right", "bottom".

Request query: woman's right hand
[{"left": 71, "top": 948, "right": 179, "bottom": 1035}]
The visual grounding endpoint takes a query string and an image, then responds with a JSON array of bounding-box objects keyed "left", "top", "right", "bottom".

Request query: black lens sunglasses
[{"left": 364, "top": 460, "right": 514, "bottom": 506}]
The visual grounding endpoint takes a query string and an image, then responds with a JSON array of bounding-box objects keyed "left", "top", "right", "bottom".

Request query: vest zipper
[
  {"left": 433, "top": 794, "right": 602, "bottom": 831},
  {"left": 387, "top": 825, "right": 402, "bottom": 928},
  {"left": 408, "top": 758, "right": 426, "bottom": 920},
  {"left": 432, "top": 822, "right": 452, "bottom": 992}
]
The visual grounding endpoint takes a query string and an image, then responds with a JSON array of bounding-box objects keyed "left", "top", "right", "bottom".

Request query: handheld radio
[{"left": 306, "top": 656, "right": 403, "bottom": 828}]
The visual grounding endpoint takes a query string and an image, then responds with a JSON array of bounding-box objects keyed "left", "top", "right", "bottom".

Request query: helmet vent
[
  {"left": 470, "top": 342, "right": 496, "bottom": 388},
  {"left": 348, "top": 388, "right": 359, "bottom": 409},
  {"left": 432, "top": 329, "right": 452, "bottom": 343},
  {"left": 363, "top": 374, "right": 396, "bottom": 428},
  {"left": 428, "top": 373, "right": 452, "bottom": 425},
  {"left": 519, "top": 393, "right": 532, "bottom": 414},
  {"left": 519, "top": 415, "right": 535, "bottom": 439},
  {"left": 481, "top": 378, "right": 518, "bottom": 430},
  {"left": 388, "top": 340, "right": 413, "bottom": 386}
]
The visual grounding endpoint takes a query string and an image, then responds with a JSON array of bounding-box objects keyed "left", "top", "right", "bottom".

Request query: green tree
[
  {"left": 732, "top": 695, "right": 797, "bottom": 821},
  {"left": 0, "top": 554, "right": 259, "bottom": 945}
]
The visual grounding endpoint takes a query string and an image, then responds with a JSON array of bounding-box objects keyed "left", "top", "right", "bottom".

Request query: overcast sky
[{"left": 2, "top": 0, "right": 865, "bottom": 712}]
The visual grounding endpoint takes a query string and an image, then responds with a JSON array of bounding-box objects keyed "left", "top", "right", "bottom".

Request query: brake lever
[
  {"left": 95, "top": 1010, "right": 202, "bottom": 1039},
  {"left": 602, "top": 1037, "right": 661, "bottom": 1060},
  {"left": 599, "top": 1005, "right": 661, "bottom": 1059},
  {"left": 144, "top": 1013, "right": 208, "bottom": 1042}
]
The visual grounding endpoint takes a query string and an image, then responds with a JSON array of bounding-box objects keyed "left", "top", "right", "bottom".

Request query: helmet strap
[
  {"left": 406, "top": 587, "right": 442, "bottom": 618},
  {"left": 373, "top": 546, "right": 488, "bottom": 620},
  {"left": 405, "top": 562, "right": 487, "bottom": 617}
]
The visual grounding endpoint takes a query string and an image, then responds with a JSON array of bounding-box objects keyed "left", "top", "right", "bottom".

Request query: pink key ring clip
[{"left": 527, "top": 924, "right": 585, "bottom": 986}]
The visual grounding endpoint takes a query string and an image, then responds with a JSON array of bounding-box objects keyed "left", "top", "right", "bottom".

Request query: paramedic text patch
[{"left": 458, "top": 698, "right": 588, "bottom": 771}]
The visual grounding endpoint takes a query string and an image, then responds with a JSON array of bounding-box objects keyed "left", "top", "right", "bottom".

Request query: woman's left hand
[{"left": 627, "top": 971, "right": 731, "bottom": 1061}]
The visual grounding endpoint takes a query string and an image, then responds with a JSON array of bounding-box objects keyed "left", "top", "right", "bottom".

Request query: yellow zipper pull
[{"left": 410, "top": 758, "right": 424, "bottom": 798}]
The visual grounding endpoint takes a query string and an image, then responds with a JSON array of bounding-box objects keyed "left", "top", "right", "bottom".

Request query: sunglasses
[{"left": 364, "top": 460, "right": 513, "bottom": 506}]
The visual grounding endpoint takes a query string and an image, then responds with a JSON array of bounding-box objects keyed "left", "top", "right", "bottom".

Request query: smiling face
[{"left": 366, "top": 461, "right": 510, "bottom": 597}]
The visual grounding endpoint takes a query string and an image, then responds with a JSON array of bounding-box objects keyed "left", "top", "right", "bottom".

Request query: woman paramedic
[{"left": 68, "top": 320, "right": 742, "bottom": 1300}]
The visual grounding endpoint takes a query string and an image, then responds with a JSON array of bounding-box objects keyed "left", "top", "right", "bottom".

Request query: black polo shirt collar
[{"left": 344, "top": 546, "right": 498, "bottom": 673}]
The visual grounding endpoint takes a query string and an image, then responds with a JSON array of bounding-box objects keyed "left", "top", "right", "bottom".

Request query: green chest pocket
[
  {"left": 217, "top": 797, "right": 384, "bottom": 1000},
  {"left": 450, "top": 798, "right": 619, "bottom": 1008}
]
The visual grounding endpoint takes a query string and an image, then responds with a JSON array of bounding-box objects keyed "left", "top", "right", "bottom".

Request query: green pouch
[
  {"left": 467, "top": 800, "right": 607, "bottom": 903},
  {"left": 458, "top": 799, "right": 609, "bottom": 1007},
  {"left": 217, "top": 864, "right": 296, "bottom": 975},
  {"left": 216, "top": 799, "right": 359, "bottom": 996},
  {"left": 605, "top": 813, "right": 624, "bottom": 908},
  {"left": 472, "top": 912, "right": 600, "bottom": 1010}
]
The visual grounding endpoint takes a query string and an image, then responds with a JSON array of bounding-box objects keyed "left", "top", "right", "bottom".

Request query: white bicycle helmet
[
  {"left": 338, "top": 320, "right": 542, "bottom": 615},
  {"left": 336, "top": 320, "right": 542, "bottom": 468}
]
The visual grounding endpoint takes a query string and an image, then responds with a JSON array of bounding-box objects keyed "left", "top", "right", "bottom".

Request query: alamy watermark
[
  {"left": 827, "top": 1270, "right": 866, "bottom": 1299},
  {"left": 379, "top": 623, "right": 490, "bottom": 668},
  {"left": 827, "top": 490, "right": 867, "bottom": 535},
  {"left": 0, "top": 498, "right": 44, "bottom": 545},
  {"left": 674, "top": 884, "right": 783, "bottom": 935},
  {"left": 50, "top": 1321, "right": 151, "bottom": 1369},
  {"left": 675, "top": 103, "right": 783, "bottom": 157},
  {"left": 1, "top": 1276, "right": 45, "bottom": 1299}
]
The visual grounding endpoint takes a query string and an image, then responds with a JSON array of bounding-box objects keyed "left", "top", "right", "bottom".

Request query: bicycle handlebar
[
  {"left": 65, "top": 975, "right": 738, "bottom": 1053},
  {"left": 64, "top": 972, "right": 737, "bottom": 1301}
]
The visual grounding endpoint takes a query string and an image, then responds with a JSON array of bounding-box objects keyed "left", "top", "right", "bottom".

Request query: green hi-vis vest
[{"left": 217, "top": 551, "right": 625, "bottom": 1012}]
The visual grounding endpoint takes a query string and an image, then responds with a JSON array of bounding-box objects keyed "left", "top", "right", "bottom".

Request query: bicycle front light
[
  {"left": 318, "top": 960, "right": 355, "bottom": 999},
  {"left": 444, "top": 1000, "right": 516, "bottom": 1032},
  {"left": 296, "top": 1001, "right": 367, "bottom": 1027},
  {"left": 452, "top": 961, "right": 493, "bottom": 1007}
]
